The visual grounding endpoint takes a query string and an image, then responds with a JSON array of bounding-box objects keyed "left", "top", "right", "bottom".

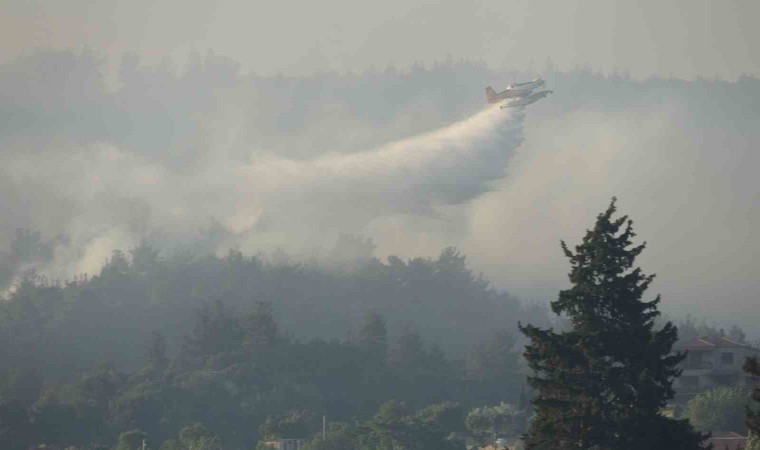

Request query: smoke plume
[{"left": 1, "top": 100, "right": 524, "bottom": 283}]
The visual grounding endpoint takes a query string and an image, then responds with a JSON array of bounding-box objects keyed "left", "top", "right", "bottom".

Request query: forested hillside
[
  {"left": 0, "top": 241, "right": 536, "bottom": 449},
  {"left": 0, "top": 235, "right": 547, "bottom": 374}
]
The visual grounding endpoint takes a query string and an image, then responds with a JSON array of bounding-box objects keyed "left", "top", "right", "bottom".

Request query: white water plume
[
  {"left": 236, "top": 105, "right": 523, "bottom": 231},
  {"left": 1, "top": 105, "right": 524, "bottom": 282}
]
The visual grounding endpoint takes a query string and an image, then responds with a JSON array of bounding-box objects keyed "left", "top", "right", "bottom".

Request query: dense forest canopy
[
  {"left": 0, "top": 239, "right": 547, "bottom": 375},
  {"left": 0, "top": 242, "right": 537, "bottom": 449},
  {"left": 0, "top": 237, "right": 752, "bottom": 449}
]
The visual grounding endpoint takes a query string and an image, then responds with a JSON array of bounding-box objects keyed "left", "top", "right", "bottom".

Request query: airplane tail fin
[{"left": 485, "top": 86, "right": 497, "bottom": 103}]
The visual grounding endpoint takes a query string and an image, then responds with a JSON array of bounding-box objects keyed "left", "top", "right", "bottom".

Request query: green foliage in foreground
[
  {"left": 0, "top": 297, "right": 521, "bottom": 449},
  {"left": 747, "top": 357, "right": 760, "bottom": 437},
  {"left": 746, "top": 433, "right": 760, "bottom": 450},
  {"left": 465, "top": 402, "right": 517, "bottom": 445},
  {"left": 115, "top": 429, "right": 148, "bottom": 450},
  {"left": 685, "top": 386, "right": 750, "bottom": 433},
  {"left": 297, "top": 400, "right": 465, "bottom": 450}
]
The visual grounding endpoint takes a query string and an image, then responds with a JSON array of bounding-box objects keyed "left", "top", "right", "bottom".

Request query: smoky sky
[
  {"left": 2, "top": 0, "right": 759, "bottom": 80},
  {"left": 0, "top": 51, "right": 525, "bottom": 283},
  {"left": 1, "top": 2, "right": 759, "bottom": 334}
]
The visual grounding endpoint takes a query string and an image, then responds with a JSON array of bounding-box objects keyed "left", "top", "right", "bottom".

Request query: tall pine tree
[
  {"left": 745, "top": 357, "right": 760, "bottom": 438},
  {"left": 519, "top": 198, "right": 707, "bottom": 450}
]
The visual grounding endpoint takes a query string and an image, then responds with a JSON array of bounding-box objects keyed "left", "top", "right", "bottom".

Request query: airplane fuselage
[
  {"left": 500, "top": 90, "right": 553, "bottom": 108},
  {"left": 486, "top": 88, "right": 526, "bottom": 103},
  {"left": 485, "top": 78, "right": 545, "bottom": 104},
  {"left": 506, "top": 78, "right": 545, "bottom": 92}
]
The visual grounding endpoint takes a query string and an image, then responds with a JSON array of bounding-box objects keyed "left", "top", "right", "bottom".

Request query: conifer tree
[
  {"left": 146, "top": 331, "right": 168, "bottom": 371},
  {"left": 745, "top": 357, "right": 760, "bottom": 437},
  {"left": 359, "top": 311, "right": 388, "bottom": 360},
  {"left": 519, "top": 198, "right": 707, "bottom": 449}
]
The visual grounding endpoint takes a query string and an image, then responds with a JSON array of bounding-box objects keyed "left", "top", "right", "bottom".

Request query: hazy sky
[{"left": 2, "top": 0, "right": 759, "bottom": 79}]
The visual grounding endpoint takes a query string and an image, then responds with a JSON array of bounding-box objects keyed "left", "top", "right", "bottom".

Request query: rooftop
[
  {"left": 705, "top": 431, "right": 747, "bottom": 450},
  {"left": 675, "top": 336, "right": 759, "bottom": 351}
]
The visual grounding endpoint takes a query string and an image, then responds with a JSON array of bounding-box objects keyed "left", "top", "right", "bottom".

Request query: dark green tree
[
  {"left": 466, "top": 330, "right": 518, "bottom": 382},
  {"left": 181, "top": 300, "right": 243, "bottom": 360},
  {"left": 301, "top": 422, "right": 357, "bottom": 450},
  {"left": 0, "top": 400, "right": 33, "bottom": 450},
  {"left": 146, "top": 331, "right": 168, "bottom": 371},
  {"left": 259, "top": 410, "right": 317, "bottom": 440},
  {"left": 177, "top": 423, "right": 221, "bottom": 450},
  {"left": 519, "top": 198, "right": 707, "bottom": 450},
  {"left": 685, "top": 386, "right": 749, "bottom": 433},
  {"left": 514, "top": 384, "right": 531, "bottom": 434},
  {"left": 242, "top": 301, "right": 280, "bottom": 354},
  {"left": 359, "top": 311, "right": 388, "bottom": 361},
  {"left": 31, "top": 394, "right": 84, "bottom": 447},
  {"left": 746, "top": 357, "right": 760, "bottom": 437},
  {"left": 357, "top": 400, "right": 463, "bottom": 450},
  {"left": 416, "top": 401, "right": 464, "bottom": 434},
  {"left": 0, "top": 368, "right": 43, "bottom": 407},
  {"left": 115, "top": 429, "right": 148, "bottom": 450},
  {"left": 465, "top": 402, "right": 517, "bottom": 445}
]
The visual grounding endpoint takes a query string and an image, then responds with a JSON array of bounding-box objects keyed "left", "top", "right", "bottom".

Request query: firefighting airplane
[{"left": 485, "top": 78, "right": 552, "bottom": 108}]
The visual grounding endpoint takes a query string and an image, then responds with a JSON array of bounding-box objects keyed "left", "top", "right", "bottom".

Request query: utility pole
[{"left": 322, "top": 415, "right": 326, "bottom": 441}]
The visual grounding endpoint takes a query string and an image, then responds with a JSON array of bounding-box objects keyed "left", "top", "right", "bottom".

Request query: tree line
[
  {"left": 0, "top": 264, "right": 526, "bottom": 448},
  {"left": 1, "top": 199, "right": 759, "bottom": 449}
]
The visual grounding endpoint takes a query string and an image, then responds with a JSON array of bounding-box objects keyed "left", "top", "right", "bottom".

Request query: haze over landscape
[
  {"left": 0, "top": 1, "right": 759, "bottom": 449},
  {"left": 2, "top": 0, "right": 758, "bottom": 329},
  {"left": 3, "top": 0, "right": 759, "bottom": 80}
]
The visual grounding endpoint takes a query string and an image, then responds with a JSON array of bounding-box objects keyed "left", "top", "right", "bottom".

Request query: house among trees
[
  {"left": 674, "top": 336, "right": 760, "bottom": 395},
  {"left": 705, "top": 431, "right": 748, "bottom": 450}
]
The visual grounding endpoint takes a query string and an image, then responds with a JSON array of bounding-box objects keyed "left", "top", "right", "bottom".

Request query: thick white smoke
[
  {"left": 460, "top": 103, "right": 760, "bottom": 329},
  {"left": 0, "top": 105, "right": 523, "bottom": 282},
  {"left": 5, "top": 51, "right": 756, "bottom": 335},
  {"left": 237, "top": 106, "right": 522, "bottom": 230}
]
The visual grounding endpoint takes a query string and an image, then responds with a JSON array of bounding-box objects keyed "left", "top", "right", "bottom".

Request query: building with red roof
[
  {"left": 704, "top": 431, "right": 748, "bottom": 450},
  {"left": 674, "top": 335, "right": 759, "bottom": 397}
]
